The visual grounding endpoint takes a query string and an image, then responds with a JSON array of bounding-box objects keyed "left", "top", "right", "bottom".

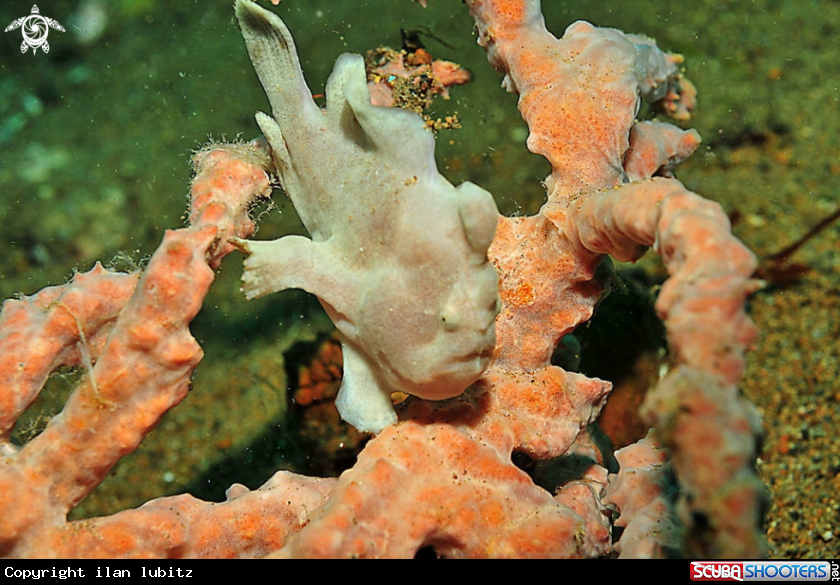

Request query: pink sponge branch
[
  {"left": 269, "top": 409, "right": 612, "bottom": 559},
  {"left": 466, "top": 0, "right": 696, "bottom": 198},
  {"left": 0, "top": 265, "right": 139, "bottom": 454},
  {"left": 465, "top": 0, "right": 764, "bottom": 557},
  {"left": 0, "top": 142, "right": 273, "bottom": 557},
  {"left": 563, "top": 178, "right": 758, "bottom": 376},
  {"left": 559, "top": 176, "right": 763, "bottom": 557}
]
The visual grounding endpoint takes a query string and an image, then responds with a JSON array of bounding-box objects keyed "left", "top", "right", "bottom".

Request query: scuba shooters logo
[
  {"left": 4, "top": 5, "right": 65, "bottom": 54},
  {"left": 691, "top": 561, "right": 833, "bottom": 581}
]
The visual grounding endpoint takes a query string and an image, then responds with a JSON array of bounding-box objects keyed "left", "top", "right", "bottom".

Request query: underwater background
[{"left": 1, "top": 0, "right": 837, "bottom": 558}]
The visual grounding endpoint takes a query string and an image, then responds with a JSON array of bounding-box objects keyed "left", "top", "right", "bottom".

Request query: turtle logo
[{"left": 4, "top": 5, "right": 65, "bottom": 55}]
